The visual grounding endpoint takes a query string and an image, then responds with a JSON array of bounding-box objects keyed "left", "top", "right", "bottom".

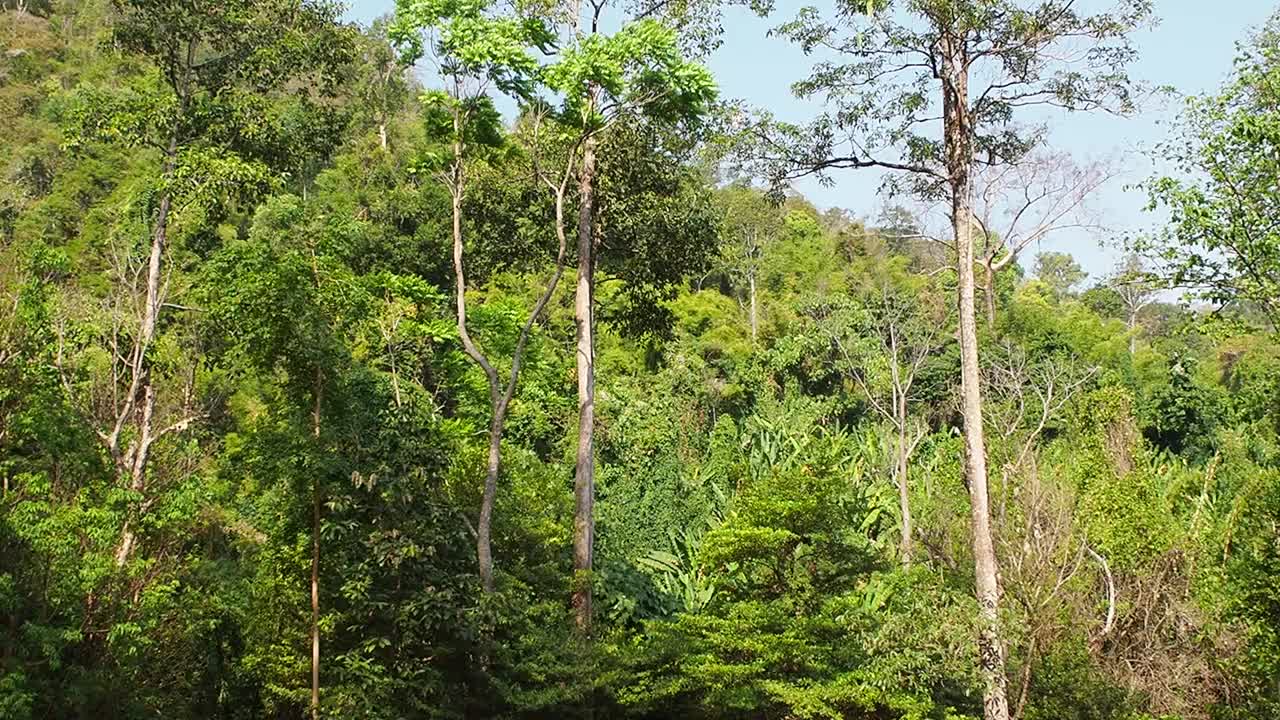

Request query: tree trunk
[
  {"left": 1011, "top": 635, "right": 1036, "bottom": 720},
  {"left": 446, "top": 95, "right": 571, "bottom": 596},
  {"left": 310, "top": 371, "right": 322, "bottom": 720},
  {"left": 310, "top": 477, "right": 321, "bottom": 720},
  {"left": 571, "top": 134, "right": 598, "bottom": 634},
  {"left": 748, "top": 271, "right": 758, "bottom": 342},
  {"left": 943, "top": 38, "right": 1010, "bottom": 720},
  {"left": 454, "top": 196, "right": 502, "bottom": 595},
  {"left": 477, "top": 416, "right": 502, "bottom": 593},
  {"left": 1126, "top": 307, "right": 1137, "bottom": 356},
  {"left": 896, "top": 398, "right": 913, "bottom": 565},
  {"left": 445, "top": 99, "right": 506, "bottom": 593},
  {"left": 114, "top": 131, "right": 176, "bottom": 569},
  {"left": 984, "top": 261, "right": 997, "bottom": 327}
]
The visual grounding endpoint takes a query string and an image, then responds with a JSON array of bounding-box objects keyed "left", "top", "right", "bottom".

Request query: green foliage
[
  {"left": 1023, "top": 640, "right": 1145, "bottom": 720},
  {"left": 391, "top": 0, "right": 547, "bottom": 100},
  {"left": 595, "top": 118, "right": 721, "bottom": 337},
  {"left": 1223, "top": 463, "right": 1280, "bottom": 715},
  {"left": 1139, "top": 353, "right": 1223, "bottom": 460},
  {"left": 3, "top": 3, "right": 1280, "bottom": 720},
  {"left": 543, "top": 18, "right": 716, "bottom": 130},
  {"left": 618, "top": 423, "right": 979, "bottom": 719},
  {"left": 1033, "top": 251, "right": 1087, "bottom": 297},
  {"left": 1060, "top": 387, "right": 1176, "bottom": 571},
  {"left": 1142, "top": 15, "right": 1280, "bottom": 327},
  {"left": 743, "top": 0, "right": 1151, "bottom": 193}
]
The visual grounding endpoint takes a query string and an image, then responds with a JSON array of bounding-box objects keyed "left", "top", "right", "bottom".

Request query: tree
[
  {"left": 982, "top": 342, "right": 1099, "bottom": 720},
  {"left": 56, "top": 3, "right": 353, "bottom": 715},
  {"left": 203, "top": 189, "right": 467, "bottom": 719},
  {"left": 391, "top": 0, "right": 564, "bottom": 596},
  {"left": 810, "top": 270, "right": 948, "bottom": 565},
  {"left": 204, "top": 197, "right": 347, "bottom": 719},
  {"left": 875, "top": 203, "right": 945, "bottom": 268},
  {"left": 715, "top": 182, "right": 784, "bottom": 342},
  {"left": 1108, "top": 253, "right": 1157, "bottom": 354},
  {"left": 745, "top": 2, "right": 1151, "bottom": 716},
  {"left": 973, "top": 153, "right": 1112, "bottom": 323},
  {"left": 1143, "top": 13, "right": 1280, "bottom": 331},
  {"left": 1033, "top": 251, "right": 1086, "bottom": 297},
  {"left": 540, "top": 5, "right": 717, "bottom": 632},
  {"left": 60, "top": 0, "right": 352, "bottom": 567},
  {"left": 353, "top": 20, "right": 413, "bottom": 152}
]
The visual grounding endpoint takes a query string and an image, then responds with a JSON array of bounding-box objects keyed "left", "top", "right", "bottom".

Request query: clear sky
[{"left": 344, "top": 1, "right": 1276, "bottom": 280}]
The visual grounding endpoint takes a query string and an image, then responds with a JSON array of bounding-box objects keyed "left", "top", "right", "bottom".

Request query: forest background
[{"left": 3, "top": 1, "right": 1280, "bottom": 719}]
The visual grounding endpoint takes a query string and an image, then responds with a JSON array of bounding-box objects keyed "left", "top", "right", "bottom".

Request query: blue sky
[{"left": 345, "top": 1, "right": 1275, "bottom": 280}]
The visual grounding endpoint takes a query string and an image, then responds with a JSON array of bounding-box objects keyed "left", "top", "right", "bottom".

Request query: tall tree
[
  {"left": 541, "top": 7, "right": 717, "bottom": 631},
  {"left": 203, "top": 191, "right": 455, "bottom": 719},
  {"left": 746, "top": 2, "right": 1150, "bottom": 716},
  {"left": 1108, "top": 253, "right": 1157, "bottom": 354},
  {"left": 391, "top": 0, "right": 560, "bottom": 594}
]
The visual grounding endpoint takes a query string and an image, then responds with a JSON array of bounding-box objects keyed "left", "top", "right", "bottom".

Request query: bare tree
[
  {"left": 972, "top": 152, "right": 1115, "bottom": 324},
  {"left": 53, "top": 227, "right": 201, "bottom": 569},
  {"left": 986, "top": 343, "right": 1098, "bottom": 495},
  {"left": 985, "top": 345, "right": 1100, "bottom": 720},
  {"left": 357, "top": 21, "right": 411, "bottom": 153},
  {"left": 1107, "top": 253, "right": 1157, "bottom": 354},
  {"left": 822, "top": 280, "right": 945, "bottom": 564}
]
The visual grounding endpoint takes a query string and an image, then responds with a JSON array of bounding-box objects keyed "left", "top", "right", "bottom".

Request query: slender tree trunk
[
  {"left": 748, "top": 271, "right": 758, "bottom": 342},
  {"left": 571, "top": 133, "right": 598, "bottom": 634},
  {"left": 310, "top": 476, "right": 320, "bottom": 720},
  {"left": 478, "top": 185, "right": 572, "bottom": 594},
  {"left": 896, "top": 398, "right": 913, "bottom": 565},
  {"left": 446, "top": 102, "right": 572, "bottom": 596},
  {"left": 1126, "top": 307, "right": 1137, "bottom": 356},
  {"left": 477, "top": 415, "right": 502, "bottom": 593},
  {"left": 984, "top": 261, "right": 997, "bottom": 327},
  {"left": 1012, "top": 635, "right": 1036, "bottom": 720},
  {"left": 452, "top": 173, "right": 503, "bottom": 594},
  {"left": 449, "top": 123, "right": 503, "bottom": 592},
  {"left": 943, "top": 38, "right": 1010, "bottom": 720},
  {"left": 114, "top": 129, "right": 177, "bottom": 569},
  {"left": 453, "top": 179, "right": 502, "bottom": 594},
  {"left": 310, "top": 370, "right": 322, "bottom": 720},
  {"left": 473, "top": 203, "right": 571, "bottom": 593},
  {"left": 444, "top": 99, "right": 505, "bottom": 593}
]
